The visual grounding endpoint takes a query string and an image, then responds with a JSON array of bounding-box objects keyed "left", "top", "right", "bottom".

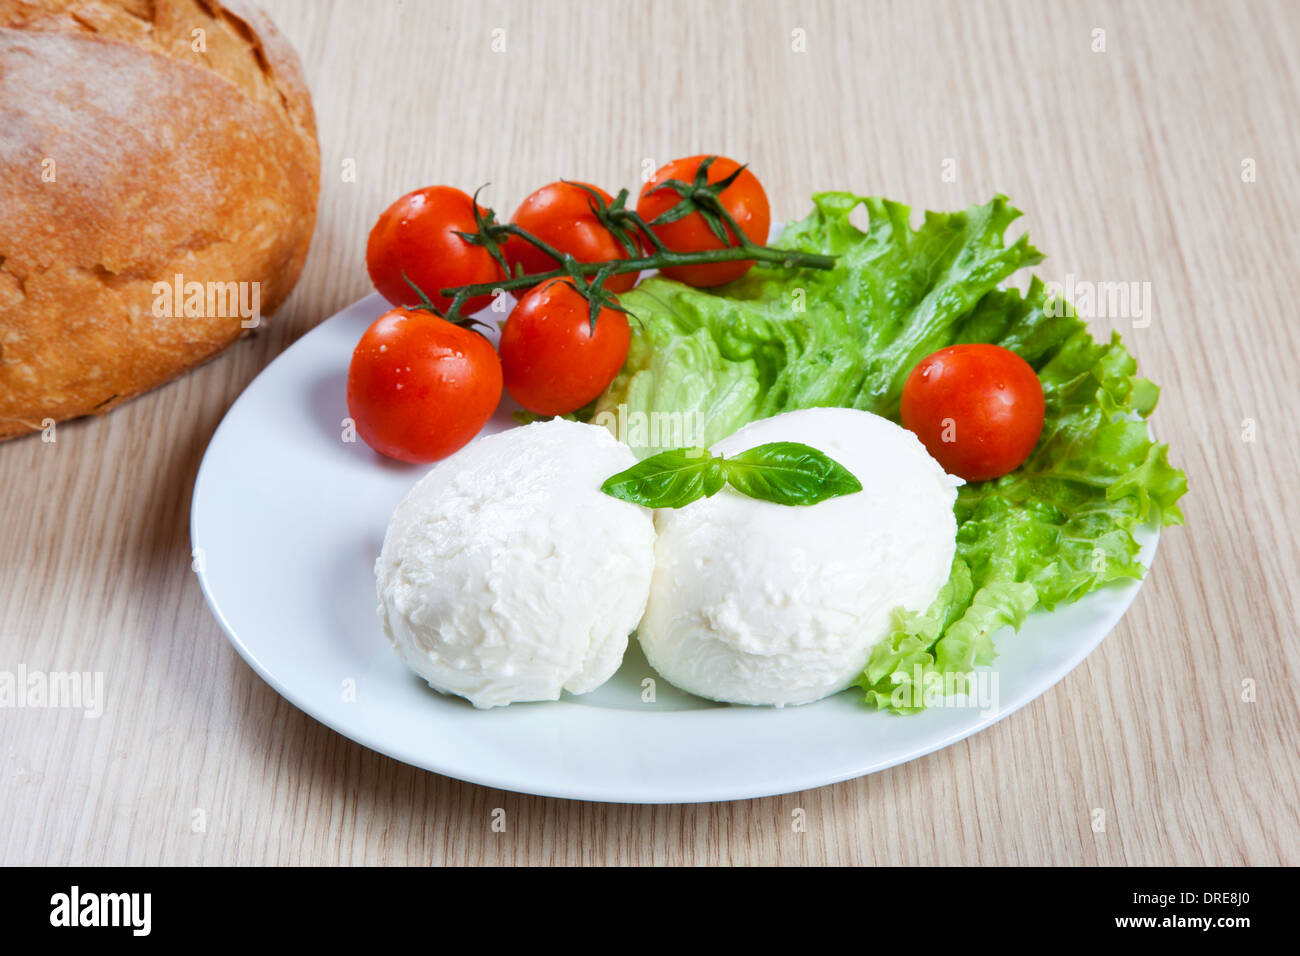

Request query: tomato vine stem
[
  {"left": 439, "top": 230, "right": 836, "bottom": 320},
  {"left": 435, "top": 165, "right": 838, "bottom": 322}
]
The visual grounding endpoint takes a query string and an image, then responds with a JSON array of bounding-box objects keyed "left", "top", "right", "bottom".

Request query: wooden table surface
[{"left": 3, "top": 0, "right": 1298, "bottom": 866}]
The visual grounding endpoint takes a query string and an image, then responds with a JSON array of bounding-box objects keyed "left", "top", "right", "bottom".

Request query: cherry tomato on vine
[
  {"left": 503, "top": 182, "right": 640, "bottom": 294},
  {"left": 636, "top": 155, "right": 771, "bottom": 287},
  {"left": 366, "top": 186, "right": 503, "bottom": 314},
  {"left": 900, "top": 344, "right": 1045, "bottom": 482},
  {"left": 498, "top": 279, "right": 631, "bottom": 417},
  {"left": 347, "top": 308, "right": 503, "bottom": 464}
]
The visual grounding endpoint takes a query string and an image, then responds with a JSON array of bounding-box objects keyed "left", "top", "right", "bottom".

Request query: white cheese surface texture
[
  {"left": 376, "top": 419, "right": 655, "bottom": 708},
  {"left": 637, "top": 407, "right": 962, "bottom": 707}
]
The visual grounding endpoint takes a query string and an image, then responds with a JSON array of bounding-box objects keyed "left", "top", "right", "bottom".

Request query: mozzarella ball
[
  {"left": 376, "top": 419, "right": 655, "bottom": 708},
  {"left": 637, "top": 407, "right": 961, "bottom": 706}
]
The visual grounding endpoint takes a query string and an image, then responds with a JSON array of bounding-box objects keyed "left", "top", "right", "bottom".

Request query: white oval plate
[{"left": 191, "top": 291, "right": 1159, "bottom": 804}]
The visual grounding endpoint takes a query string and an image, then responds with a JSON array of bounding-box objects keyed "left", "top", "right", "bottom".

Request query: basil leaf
[
  {"left": 723, "top": 441, "right": 862, "bottom": 506},
  {"left": 602, "top": 442, "right": 861, "bottom": 509},
  {"left": 600, "top": 447, "right": 726, "bottom": 509}
]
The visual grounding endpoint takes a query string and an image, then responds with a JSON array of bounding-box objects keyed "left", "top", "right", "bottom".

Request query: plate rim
[{"left": 190, "top": 291, "right": 1162, "bottom": 804}]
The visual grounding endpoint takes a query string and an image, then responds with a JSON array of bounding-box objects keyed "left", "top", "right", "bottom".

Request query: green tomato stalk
[{"left": 434, "top": 163, "right": 838, "bottom": 325}]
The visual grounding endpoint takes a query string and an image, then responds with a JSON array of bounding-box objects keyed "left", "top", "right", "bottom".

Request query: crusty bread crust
[{"left": 0, "top": 0, "right": 320, "bottom": 440}]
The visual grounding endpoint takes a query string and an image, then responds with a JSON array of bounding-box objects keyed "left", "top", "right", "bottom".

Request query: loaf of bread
[{"left": 0, "top": 0, "right": 319, "bottom": 440}]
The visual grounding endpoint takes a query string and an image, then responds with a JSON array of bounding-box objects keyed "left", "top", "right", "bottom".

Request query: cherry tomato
[
  {"left": 503, "top": 182, "right": 640, "bottom": 294},
  {"left": 346, "top": 308, "right": 502, "bottom": 463},
  {"left": 498, "top": 279, "right": 630, "bottom": 417},
  {"left": 635, "top": 155, "right": 771, "bottom": 287},
  {"left": 900, "top": 344, "right": 1045, "bottom": 482},
  {"left": 366, "top": 186, "right": 503, "bottom": 314}
]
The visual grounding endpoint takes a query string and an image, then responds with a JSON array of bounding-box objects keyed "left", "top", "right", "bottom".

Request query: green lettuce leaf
[
  {"left": 590, "top": 191, "right": 1187, "bottom": 713},
  {"left": 861, "top": 280, "right": 1186, "bottom": 711},
  {"left": 595, "top": 193, "right": 1044, "bottom": 455}
]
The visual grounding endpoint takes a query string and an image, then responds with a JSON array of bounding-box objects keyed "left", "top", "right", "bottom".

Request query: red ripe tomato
[
  {"left": 498, "top": 279, "right": 630, "bottom": 417},
  {"left": 366, "top": 186, "right": 503, "bottom": 314},
  {"left": 346, "top": 308, "right": 503, "bottom": 463},
  {"left": 503, "top": 182, "right": 640, "bottom": 294},
  {"left": 636, "top": 155, "right": 771, "bottom": 287},
  {"left": 900, "top": 344, "right": 1046, "bottom": 482}
]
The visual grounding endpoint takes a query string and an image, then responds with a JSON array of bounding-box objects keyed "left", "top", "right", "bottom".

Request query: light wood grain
[{"left": 2, "top": 0, "right": 1298, "bottom": 866}]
